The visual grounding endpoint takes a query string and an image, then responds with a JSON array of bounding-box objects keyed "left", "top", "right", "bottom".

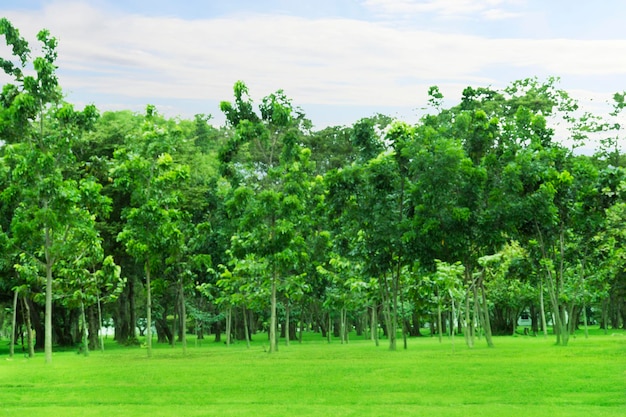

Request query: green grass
[{"left": 1, "top": 328, "right": 625, "bottom": 416}]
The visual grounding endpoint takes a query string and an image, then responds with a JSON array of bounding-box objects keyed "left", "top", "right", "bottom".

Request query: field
[{"left": 1, "top": 328, "right": 625, "bottom": 417}]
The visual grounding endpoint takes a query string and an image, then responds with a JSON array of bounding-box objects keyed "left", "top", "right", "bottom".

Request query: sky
[{"left": 1, "top": 0, "right": 626, "bottom": 133}]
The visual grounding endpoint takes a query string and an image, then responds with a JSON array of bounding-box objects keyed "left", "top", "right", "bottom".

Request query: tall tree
[
  {"left": 1, "top": 19, "right": 106, "bottom": 362},
  {"left": 113, "top": 105, "right": 190, "bottom": 357},
  {"left": 218, "top": 81, "right": 312, "bottom": 353}
]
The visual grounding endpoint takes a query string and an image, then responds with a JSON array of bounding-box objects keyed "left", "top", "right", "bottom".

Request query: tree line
[{"left": 1, "top": 19, "right": 625, "bottom": 361}]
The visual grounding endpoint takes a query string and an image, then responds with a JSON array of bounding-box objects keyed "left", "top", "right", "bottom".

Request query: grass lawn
[{"left": 1, "top": 328, "right": 625, "bottom": 416}]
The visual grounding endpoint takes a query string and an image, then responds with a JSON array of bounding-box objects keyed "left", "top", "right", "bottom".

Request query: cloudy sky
[{"left": 1, "top": 0, "right": 626, "bottom": 129}]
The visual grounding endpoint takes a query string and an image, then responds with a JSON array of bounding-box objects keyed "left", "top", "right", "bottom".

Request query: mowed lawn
[{"left": 1, "top": 329, "right": 625, "bottom": 417}]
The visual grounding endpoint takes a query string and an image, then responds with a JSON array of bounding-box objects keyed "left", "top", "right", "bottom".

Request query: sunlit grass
[{"left": 1, "top": 327, "right": 625, "bottom": 417}]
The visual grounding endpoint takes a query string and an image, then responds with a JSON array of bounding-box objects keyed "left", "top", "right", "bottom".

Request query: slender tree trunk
[
  {"left": 339, "top": 308, "right": 344, "bottom": 344},
  {"left": 582, "top": 303, "right": 589, "bottom": 339},
  {"left": 171, "top": 303, "right": 177, "bottom": 348},
  {"left": 396, "top": 176, "right": 406, "bottom": 351},
  {"left": 539, "top": 279, "right": 548, "bottom": 338},
  {"left": 602, "top": 298, "right": 609, "bottom": 335},
  {"left": 464, "top": 284, "right": 474, "bottom": 348},
  {"left": 179, "top": 280, "right": 187, "bottom": 354},
  {"left": 22, "top": 296, "right": 35, "bottom": 358},
  {"left": 80, "top": 300, "right": 89, "bottom": 357},
  {"left": 171, "top": 294, "right": 178, "bottom": 348},
  {"left": 45, "top": 261, "right": 53, "bottom": 363},
  {"left": 225, "top": 305, "right": 232, "bottom": 346},
  {"left": 399, "top": 267, "right": 408, "bottom": 350},
  {"left": 370, "top": 306, "right": 376, "bottom": 343},
  {"left": 285, "top": 302, "right": 291, "bottom": 347},
  {"left": 129, "top": 277, "right": 137, "bottom": 340},
  {"left": 380, "top": 274, "right": 397, "bottom": 351},
  {"left": 145, "top": 260, "right": 153, "bottom": 358},
  {"left": 327, "top": 312, "right": 332, "bottom": 344},
  {"left": 44, "top": 225, "right": 54, "bottom": 363},
  {"left": 96, "top": 286, "right": 105, "bottom": 352},
  {"left": 243, "top": 306, "right": 250, "bottom": 349},
  {"left": 180, "top": 290, "right": 187, "bottom": 355},
  {"left": 546, "top": 275, "right": 562, "bottom": 345},
  {"left": 450, "top": 296, "right": 456, "bottom": 352},
  {"left": 298, "top": 303, "right": 304, "bottom": 344},
  {"left": 557, "top": 229, "right": 569, "bottom": 345},
  {"left": 478, "top": 276, "right": 494, "bottom": 347},
  {"left": 579, "top": 258, "right": 589, "bottom": 339},
  {"left": 269, "top": 270, "right": 278, "bottom": 353},
  {"left": 436, "top": 293, "right": 443, "bottom": 344},
  {"left": 561, "top": 305, "right": 572, "bottom": 346},
  {"left": 390, "top": 275, "right": 398, "bottom": 351},
  {"left": 10, "top": 289, "right": 18, "bottom": 358},
  {"left": 472, "top": 283, "right": 482, "bottom": 340},
  {"left": 344, "top": 308, "right": 349, "bottom": 344}
]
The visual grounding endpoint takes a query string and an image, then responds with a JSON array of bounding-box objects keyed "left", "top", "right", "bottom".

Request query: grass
[{"left": 1, "top": 328, "right": 625, "bottom": 416}]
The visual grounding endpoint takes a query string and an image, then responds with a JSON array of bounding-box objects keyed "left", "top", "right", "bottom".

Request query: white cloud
[
  {"left": 1, "top": 0, "right": 624, "bottom": 127},
  {"left": 362, "top": 0, "right": 524, "bottom": 20}
]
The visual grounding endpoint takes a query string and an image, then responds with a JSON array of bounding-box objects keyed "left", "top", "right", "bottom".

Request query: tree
[
  {"left": 113, "top": 105, "right": 190, "bottom": 357},
  {"left": 325, "top": 148, "right": 405, "bottom": 350},
  {"left": 218, "top": 81, "right": 313, "bottom": 353},
  {"left": 479, "top": 241, "right": 530, "bottom": 337},
  {"left": 1, "top": 19, "right": 106, "bottom": 362},
  {"left": 429, "top": 260, "right": 465, "bottom": 349}
]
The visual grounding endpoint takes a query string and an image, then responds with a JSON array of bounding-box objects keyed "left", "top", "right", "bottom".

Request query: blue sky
[{"left": 1, "top": 0, "right": 626, "bottom": 133}]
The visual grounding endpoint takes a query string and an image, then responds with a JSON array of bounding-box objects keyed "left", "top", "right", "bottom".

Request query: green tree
[
  {"left": 1, "top": 19, "right": 106, "bottom": 362},
  {"left": 113, "top": 105, "right": 190, "bottom": 357},
  {"left": 428, "top": 260, "right": 465, "bottom": 348},
  {"left": 219, "top": 81, "right": 312, "bottom": 353}
]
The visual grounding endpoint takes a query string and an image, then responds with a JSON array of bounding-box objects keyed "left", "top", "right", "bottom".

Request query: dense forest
[{"left": 1, "top": 19, "right": 626, "bottom": 361}]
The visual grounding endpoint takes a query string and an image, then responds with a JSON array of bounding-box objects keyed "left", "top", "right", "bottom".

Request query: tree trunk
[
  {"left": 225, "top": 305, "right": 232, "bottom": 347},
  {"left": 10, "top": 289, "right": 18, "bottom": 358},
  {"left": 298, "top": 303, "right": 304, "bottom": 344},
  {"left": 478, "top": 278, "right": 494, "bottom": 347},
  {"left": 114, "top": 285, "right": 130, "bottom": 342},
  {"left": 213, "top": 321, "right": 221, "bottom": 342},
  {"left": 464, "top": 288, "right": 474, "bottom": 348},
  {"left": 87, "top": 306, "right": 100, "bottom": 351},
  {"left": 285, "top": 302, "right": 291, "bottom": 346},
  {"left": 582, "top": 303, "right": 589, "bottom": 339},
  {"left": 472, "top": 285, "right": 481, "bottom": 340},
  {"left": 436, "top": 295, "right": 443, "bottom": 344},
  {"left": 327, "top": 312, "right": 332, "bottom": 344},
  {"left": 45, "top": 232, "right": 53, "bottom": 363},
  {"left": 539, "top": 279, "right": 548, "bottom": 338},
  {"left": 145, "top": 260, "right": 153, "bottom": 358},
  {"left": 269, "top": 270, "right": 278, "bottom": 353},
  {"left": 390, "top": 276, "right": 398, "bottom": 351},
  {"left": 399, "top": 274, "right": 407, "bottom": 350},
  {"left": 171, "top": 296, "right": 178, "bottom": 348},
  {"left": 450, "top": 296, "right": 456, "bottom": 352},
  {"left": 380, "top": 274, "right": 397, "bottom": 351},
  {"left": 546, "top": 272, "right": 563, "bottom": 345},
  {"left": 22, "top": 296, "right": 35, "bottom": 358},
  {"left": 243, "top": 306, "right": 251, "bottom": 349},
  {"left": 464, "top": 273, "right": 475, "bottom": 348},
  {"left": 155, "top": 317, "right": 173, "bottom": 344},
  {"left": 601, "top": 298, "right": 609, "bottom": 334},
  {"left": 179, "top": 280, "right": 187, "bottom": 354},
  {"left": 372, "top": 306, "right": 379, "bottom": 346},
  {"left": 80, "top": 300, "right": 89, "bottom": 357},
  {"left": 95, "top": 288, "right": 105, "bottom": 351},
  {"left": 128, "top": 277, "right": 137, "bottom": 340}
]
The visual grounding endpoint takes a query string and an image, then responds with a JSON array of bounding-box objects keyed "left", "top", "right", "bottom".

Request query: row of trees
[{"left": 1, "top": 20, "right": 626, "bottom": 361}]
